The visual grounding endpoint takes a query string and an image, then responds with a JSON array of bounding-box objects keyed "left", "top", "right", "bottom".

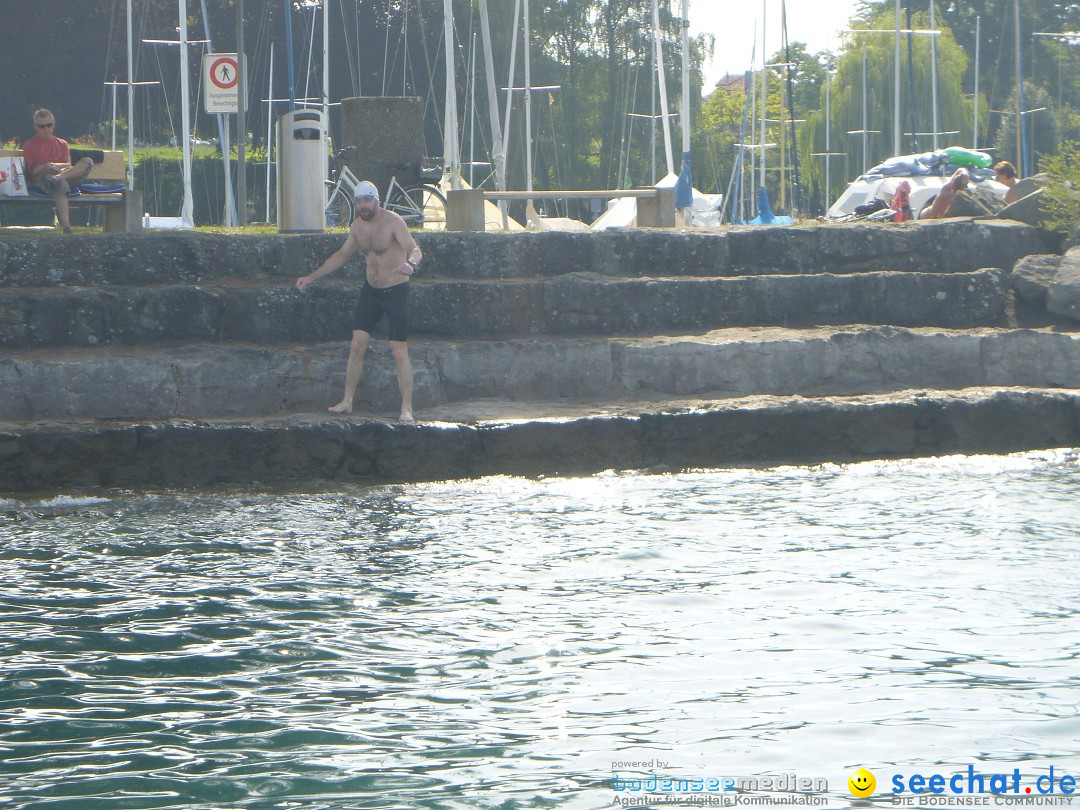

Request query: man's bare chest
[{"left": 354, "top": 224, "right": 396, "bottom": 256}]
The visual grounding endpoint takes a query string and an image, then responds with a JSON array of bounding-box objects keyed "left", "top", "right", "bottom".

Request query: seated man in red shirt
[{"left": 22, "top": 108, "right": 94, "bottom": 234}]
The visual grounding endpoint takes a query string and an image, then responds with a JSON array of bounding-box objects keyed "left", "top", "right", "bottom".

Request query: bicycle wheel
[
  {"left": 385, "top": 184, "right": 447, "bottom": 229},
  {"left": 324, "top": 181, "right": 354, "bottom": 228}
]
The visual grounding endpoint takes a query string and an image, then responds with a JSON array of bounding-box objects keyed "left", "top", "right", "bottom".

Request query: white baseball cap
[{"left": 354, "top": 180, "right": 380, "bottom": 202}]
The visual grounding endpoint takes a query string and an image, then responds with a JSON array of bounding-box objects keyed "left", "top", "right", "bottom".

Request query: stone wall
[
  {"left": 0, "top": 219, "right": 1072, "bottom": 494},
  {"left": 0, "top": 219, "right": 1051, "bottom": 287}
]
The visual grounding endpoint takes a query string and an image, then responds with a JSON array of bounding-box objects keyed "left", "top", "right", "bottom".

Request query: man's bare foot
[
  {"left": 398, "top": 409, "right": 415, "bottom": 423},
  {"left": 328, "top": 400, "right": 353, "bottom": 414}
]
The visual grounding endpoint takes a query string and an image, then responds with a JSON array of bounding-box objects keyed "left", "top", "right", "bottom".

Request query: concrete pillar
[
  {"left": 447, "top": 189, "right": 485, "bottom": 231},
  {"left": 104, "top": 190, "right": 144, "bottom": 233},
  {"left": 638, "top": 186, "right": 676, "bottom": 228}
]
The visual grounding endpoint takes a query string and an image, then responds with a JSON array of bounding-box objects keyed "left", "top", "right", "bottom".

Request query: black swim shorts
[{"left": 355, "top": 281, "right": 410, "bottom": 341}]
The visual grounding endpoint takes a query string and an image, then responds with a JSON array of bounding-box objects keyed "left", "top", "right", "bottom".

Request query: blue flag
[{"left": 676, "top": 150, "right": 693, "bottom": 210}]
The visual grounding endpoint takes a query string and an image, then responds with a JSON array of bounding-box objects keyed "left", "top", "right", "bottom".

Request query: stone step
[
  {"left": 0, "top": 220, "right": 1046, "bottom": 287},
  {"left": 3, "top": 327, "right": 1079, "bottom": 421},
  {"left": 2, "top": 387, "right": 1077, "bottom": 493},
  {"left": 0, "top": 269, "right": 1008, "bottom": 349}
]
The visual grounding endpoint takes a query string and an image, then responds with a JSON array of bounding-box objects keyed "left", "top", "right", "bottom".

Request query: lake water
[{"left": 2, "top": 451, "right": 1079, "bottom": 809}]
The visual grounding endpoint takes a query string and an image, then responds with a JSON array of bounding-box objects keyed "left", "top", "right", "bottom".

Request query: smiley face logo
[{"left": 848, "top": 768, "right": 876, "bottom": 798}]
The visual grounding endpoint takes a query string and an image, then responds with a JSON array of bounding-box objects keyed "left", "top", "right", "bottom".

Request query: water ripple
[{"left": 1, "top": 451, "right": 1078, "bottom": 807}]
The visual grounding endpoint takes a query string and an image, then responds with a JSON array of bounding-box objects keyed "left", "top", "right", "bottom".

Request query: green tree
[{"left": 802, "top": 7, "right": 972, "bottom": 193}]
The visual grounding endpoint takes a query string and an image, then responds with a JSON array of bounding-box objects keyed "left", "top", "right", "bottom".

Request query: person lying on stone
[
  {"left": 295, "top": 180, "right": 422, "bottom": 423},
  {"left": 921, "top": 168, "right": 970, "bottom": 220},
  {"left": 22, "top": 108, "right": 93, "bottom": 234}
]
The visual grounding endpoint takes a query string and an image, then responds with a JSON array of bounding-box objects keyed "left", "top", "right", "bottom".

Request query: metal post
[
  {"left": 863, "top": 46, "right": 869, "bottom": 172},
  {"left": 236, "top": 0, "right": 247, "bottom": 226},
  {"left": 469, "top": 32, "right": 477, "bottom": 187},
  {"left": 523, "top": 0, "right": 532, "bottom": 194},
  {"left": 444, "top": 0, "right": 461, "bottom": 186},
  {"left": 1014, "top": 0, "right": 1023, "bottom": 174},
  {"left": 111, "top": 83, "right": 118, "bottom": 151},
  {"left": 266, "top": 42, "right": 274, "bottom": 223},
  {"left": 894, "top": 0, "right": 901, "bottom": 156},
  {"left": 652, "top": 0, "right": 674, "bottom": 176},
  {"left": 930, "top": 0, "right": 939, "bottom": 151},
  {"left": 974, "top": 16, "right": 980, "bottom": 148},
  {"left": 478, "top": 0, "right": 506, "bottom": 193},
  {"left": 127, "top": 0, "right": 134, "bottom": 189},
  {"left": 322, "top": 0, "right": 329, "bottom": 183},
  {"left": 179, "top": 0, "right": 194, "bottom": 226}
]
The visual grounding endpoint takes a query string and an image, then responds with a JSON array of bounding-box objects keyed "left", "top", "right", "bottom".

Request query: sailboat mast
[
  {"left": 469, "top": 32, "right": 476, "bottom": 187},
  {"left": 676, "top": 0, "right": 692, "bottom": 218},
  {"left": 523, "top": 0, "right": 533, "bottom": 194},
  {"left": 1014, "top": 0, "right": 1023, "bottom": 174},
  {"left": 179, "top": 0, "right": 194, "bottom": 227},
  {"left": 443, "top": 0, "right": 461, "bottom": 186},
  {"left": 973, "top": 16, "right": 980, "bottom": 149},
  {"left": 126, "top": 0, "right": 134, "bottom": 189},
  {"left": 478, "top": 0, "right": 506, "bottom": 191},
  {"left": 266, "top": 42, "right": 274, "bottom": 223},
  {"left": 930, "top": 0, "right": 939, "bottom": 151},
  {"left": 651, "top": 32, "right": 657, "bottom": 183},
  {"left": 323, "top": 0, "right": 329, "bottom": 121},
  {"left": 680, "top": 0, "right": 690, "bottom": 157},
  {"left": 760, "top": 0, "right": 766, "bottom": 189},
  {"left": 893, "top": 0, "right": 901, "bottom": 155},
  {"left": 862, "top": 45, "right": 869, "bottom": 173},
  {"left": 499, "top": 0, "right": 521, "bottom": 196},
  {"left": 651, "top": 0, "right": 674, "bottom": 176},
  {"left": 825, "top": 69, "right": 832, "bottom": 201},
  {"left": 237, "top": 0, "right": 247, "bottom": 226}
]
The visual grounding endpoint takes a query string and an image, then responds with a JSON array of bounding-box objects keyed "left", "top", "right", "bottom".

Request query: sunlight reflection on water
[{"left": 1, "top": 450, "right": 1078, "bottom": 808}]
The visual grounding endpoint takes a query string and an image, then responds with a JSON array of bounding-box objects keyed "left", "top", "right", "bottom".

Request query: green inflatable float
[{"left": 944, "top": 146, "right": 992, "bottom": 168}]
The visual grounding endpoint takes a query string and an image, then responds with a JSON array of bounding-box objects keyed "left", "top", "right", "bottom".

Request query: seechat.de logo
[{"left": 849, "top": 768, "right": 877, "bottom": 798}]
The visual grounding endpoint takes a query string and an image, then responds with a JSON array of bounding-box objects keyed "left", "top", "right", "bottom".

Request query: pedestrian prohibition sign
[
  {"left": 210, "top": 56, "right": 238, "bottom": 89},
  {"left": 203, "top": 53, "right": 246, "bottom": 114}
]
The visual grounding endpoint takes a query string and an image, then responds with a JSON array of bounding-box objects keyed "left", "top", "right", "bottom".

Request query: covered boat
[{"left": 827, "top": 148, "right": 1009, "bottom": 220}]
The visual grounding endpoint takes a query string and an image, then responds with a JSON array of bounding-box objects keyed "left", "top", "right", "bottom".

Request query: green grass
[{"left": 0, "top": 223, "right": 352, "bottom": 237}]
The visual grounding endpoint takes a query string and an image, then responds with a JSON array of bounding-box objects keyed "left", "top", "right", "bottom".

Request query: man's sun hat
[{"left": 354, "top": 180, "right": 380, "bottom": 202}]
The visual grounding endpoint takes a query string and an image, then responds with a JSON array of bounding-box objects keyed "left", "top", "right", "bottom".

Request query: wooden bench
[{"left": 0, "top": 149, "right": 142, "bottom": 233}]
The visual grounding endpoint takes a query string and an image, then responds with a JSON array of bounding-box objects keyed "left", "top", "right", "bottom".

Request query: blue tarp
[
  {"left": 862, "top": 149, "right": 996, "bottom": 182},
  {"left": 747, "top": 187, "right": 793, "bottom": 225}
]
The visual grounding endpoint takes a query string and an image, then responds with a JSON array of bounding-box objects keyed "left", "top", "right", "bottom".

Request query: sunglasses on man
[{"left": 36, "top": 122, "right": 54, "bottom": 129}]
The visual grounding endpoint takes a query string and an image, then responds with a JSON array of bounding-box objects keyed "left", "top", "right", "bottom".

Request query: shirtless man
[
  {"left": 296, "top": 180, "right": 422, "bottom": 422},
  {"left": 922, "top": 168, "right": 970, "bottom": 220},
  {"left": 994, "top": 161, "right": 1018, "bottom": 205}
]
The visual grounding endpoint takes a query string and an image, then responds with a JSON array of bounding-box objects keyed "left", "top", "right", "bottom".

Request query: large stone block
[
  {"left": 3, "top": 389, "right": 1080, "bottom": 491},
  {"left": 0, "top": 267, "right": 1010, "bottom": 349},
  {"left": 0, "top": 222, "right": 1051, "bottom": 288},
  {"left": 1011, "top": 254, "right": 1062, "bottom": 307},
  {"left": 1046, "top": 247, "right": 1080, "bottom": 323}
]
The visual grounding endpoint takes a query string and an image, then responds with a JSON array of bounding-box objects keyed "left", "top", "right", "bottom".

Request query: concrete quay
[
  {"left": 0, "top": 220, "right": 1075, "bottom": 493},
  {"left": 2, "top": 389, "right": 1078, "bottom": 493}
]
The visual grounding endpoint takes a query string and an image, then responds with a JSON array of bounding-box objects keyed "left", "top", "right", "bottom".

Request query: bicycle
[{"left": 324, "top": 149, "right": 447, "bottom": 230}]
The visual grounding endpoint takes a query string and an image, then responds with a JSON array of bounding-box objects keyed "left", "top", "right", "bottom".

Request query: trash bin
[{"left": 277, "top": 109, "right": 326, "bottom": 233}]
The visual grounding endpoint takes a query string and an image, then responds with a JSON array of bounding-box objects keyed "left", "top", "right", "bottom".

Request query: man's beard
[{"left": 358, "top": 207, "right": 376, "bottom": 221}]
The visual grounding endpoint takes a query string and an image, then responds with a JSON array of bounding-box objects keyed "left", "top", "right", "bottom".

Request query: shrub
[{"left": 1039, "top": 141, "right": 1080, "bottom": 236}]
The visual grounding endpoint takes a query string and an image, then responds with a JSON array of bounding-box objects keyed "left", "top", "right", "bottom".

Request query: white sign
[{"left": 203, "top": 53, "right": 246, "bottom": 114}]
